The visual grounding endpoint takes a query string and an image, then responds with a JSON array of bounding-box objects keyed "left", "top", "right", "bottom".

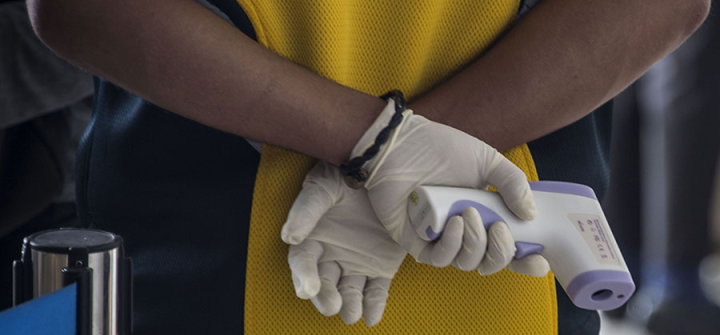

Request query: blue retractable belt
[{"left": 0, "top": 283, "right": 76, "bottom": 335}]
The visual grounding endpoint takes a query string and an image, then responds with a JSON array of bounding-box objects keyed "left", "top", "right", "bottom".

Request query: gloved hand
[
  {"left": 348, "top": 95, "right": 550, "bottom": 276},
  {"left": 282, "top": 162, "right": 407, "bottom": 327}
]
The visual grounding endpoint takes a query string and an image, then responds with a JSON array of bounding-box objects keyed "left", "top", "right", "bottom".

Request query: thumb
[
  {"left": 281, "top": 180, "right": 335, "bottom": 245},
  {"left": 288, "top": 240, "right": 324, "bottom": 299},
  {"left": 486, "top": 156, "right": 537, "bottom": 221},
  {"left": 507, "top": 254, "right": 551, "bottom": 277}
]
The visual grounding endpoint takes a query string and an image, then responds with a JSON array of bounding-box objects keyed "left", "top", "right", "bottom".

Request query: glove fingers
[
  {"left": 288, "top": 240, "right": 324, "bottom": 299},
  {"left": 453, "top": 207, "right": 487, "bottom": 271},
  {"left": 363, "top": 277, "right": 392, "bottom": 327},
  {"left": 311, "top": 262, "right": 343, "bottom": 316},
  {"left": 281, "top": 180, "right": 335, "bottom": 245},
  {"left": 338, "top": 275, "right": 367, "bottom": 325},
  {"left": 507, "top": 254, "right": 551, "bottom": 277},
  {"left": 486, "top": 157, "right": 537, "bottom": 221},
  {"left": 417, "top": 216, "right": 463, "bottom": 267},
  {"left": 477, "top": 222, "right": 516, "bottom": 275}
]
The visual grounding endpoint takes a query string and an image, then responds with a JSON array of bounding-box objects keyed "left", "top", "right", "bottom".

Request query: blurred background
[
  {"left": 597, "top": 5, "right": 720, "bottom": 334},
  {"left": 0, "top": 0, "right": 92, "bottom": 314},
  {"left": 0, "top": 1, "right": 718, "bottom": 334}
]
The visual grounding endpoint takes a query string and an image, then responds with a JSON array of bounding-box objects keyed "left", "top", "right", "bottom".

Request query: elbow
[
  {"left": 26, "top": 0, "right": 74, "bottom": 58},
  {"left": 677, "top": 0, "right": 712, "bottom": 37},
  {"left": 26, "top": 0, "right": 53, "bottom": 43}
]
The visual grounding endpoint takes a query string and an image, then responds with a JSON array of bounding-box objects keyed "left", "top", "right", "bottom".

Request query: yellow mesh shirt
[{"left": 237, "top": 1, "right": 558, "bottom": 333}]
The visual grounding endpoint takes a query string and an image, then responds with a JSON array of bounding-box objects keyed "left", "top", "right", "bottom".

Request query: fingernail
[
  {"left": 526, "top": 203, "right": 537, "bottom": 220},
  {"left": 296, "top": 281, "right": 319, "bottom": 299},
  {"left": 364, "top": 314, "right": 381, "bottom": 327},
  {"left": 341, "top": 311, "right": 361, "bottom": 325},
  {"left": 283, "top": 232, "right": 303, "bottom": 245}
]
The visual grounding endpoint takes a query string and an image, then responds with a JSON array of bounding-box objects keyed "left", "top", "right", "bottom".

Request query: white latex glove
[
  {"left": 282, "top": 162, "right": 407, "bottom": 326},
  {"left": 351, "top": 96, "right": 550, "bottom": 277}
]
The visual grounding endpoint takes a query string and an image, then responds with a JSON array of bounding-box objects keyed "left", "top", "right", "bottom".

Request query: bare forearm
[
  {"left": 28, "top": 0, "right": 710, "bottom": 164},
  {"left": 413, "top": 0, "right": 710, "bottom": 151},
  {"left": 27, "top": 0, "right": 384, "bottom": 165}
]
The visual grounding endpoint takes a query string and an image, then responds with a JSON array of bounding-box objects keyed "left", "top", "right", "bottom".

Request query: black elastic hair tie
[{"left": 340, "top": 90, "right": 406, "bottom": 188}]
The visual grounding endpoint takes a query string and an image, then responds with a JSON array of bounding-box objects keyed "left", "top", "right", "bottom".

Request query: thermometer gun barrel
[{"left": 407, "top": 181, "right": 635, "bottom": 310}]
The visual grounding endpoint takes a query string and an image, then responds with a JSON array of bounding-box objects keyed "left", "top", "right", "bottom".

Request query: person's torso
[{"left": 77, "top": 1, "right": 607, "bottom": 334}]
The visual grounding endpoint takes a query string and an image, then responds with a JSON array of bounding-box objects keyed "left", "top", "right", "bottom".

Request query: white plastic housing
[{"left": 407, "top": 183, "right": 635, "bottom": 310}]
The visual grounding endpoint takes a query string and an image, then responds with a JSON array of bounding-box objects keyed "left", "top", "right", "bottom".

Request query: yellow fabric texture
[{"left": 238, "top": 1, "right": 558, "bottom": 333}]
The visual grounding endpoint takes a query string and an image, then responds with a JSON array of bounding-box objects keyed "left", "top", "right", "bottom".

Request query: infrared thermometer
[{"left": 407, "top": 181, "right": 635, "bottom": 310}]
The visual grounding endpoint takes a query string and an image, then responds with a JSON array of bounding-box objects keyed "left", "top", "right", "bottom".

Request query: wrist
[
  {"left": 341, "top": 91, "right": 411, "bottom": 188},
  {"left": 322, "top": 93, "right": 385, "bottom": 165},
  {"left": 349, "top": 99, "right": 397, "bottom": 159}
]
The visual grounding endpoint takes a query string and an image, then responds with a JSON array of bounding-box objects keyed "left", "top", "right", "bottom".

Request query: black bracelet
[{"left": 340, "top": 90, "right": 407, "bottom": 189}]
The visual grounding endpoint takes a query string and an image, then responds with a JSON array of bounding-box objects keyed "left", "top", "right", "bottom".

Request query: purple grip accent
[
  {"left": 529, "top": 181, "right": 598, "bottom": 200},
  {"left": 446, "top": 200, "right": 544, "bottom": 259},
  {"left": 565, "top": 270, "right": 636, "bottom": 310},
  {"left": 515, "top": 242, "right": 544, "bottom": 259},
  {"left": 448, "top": 200, "right": 502, "bottom": 230},
  {"left": 426, "top": 226, "right": 441, "bottom": 240}
]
